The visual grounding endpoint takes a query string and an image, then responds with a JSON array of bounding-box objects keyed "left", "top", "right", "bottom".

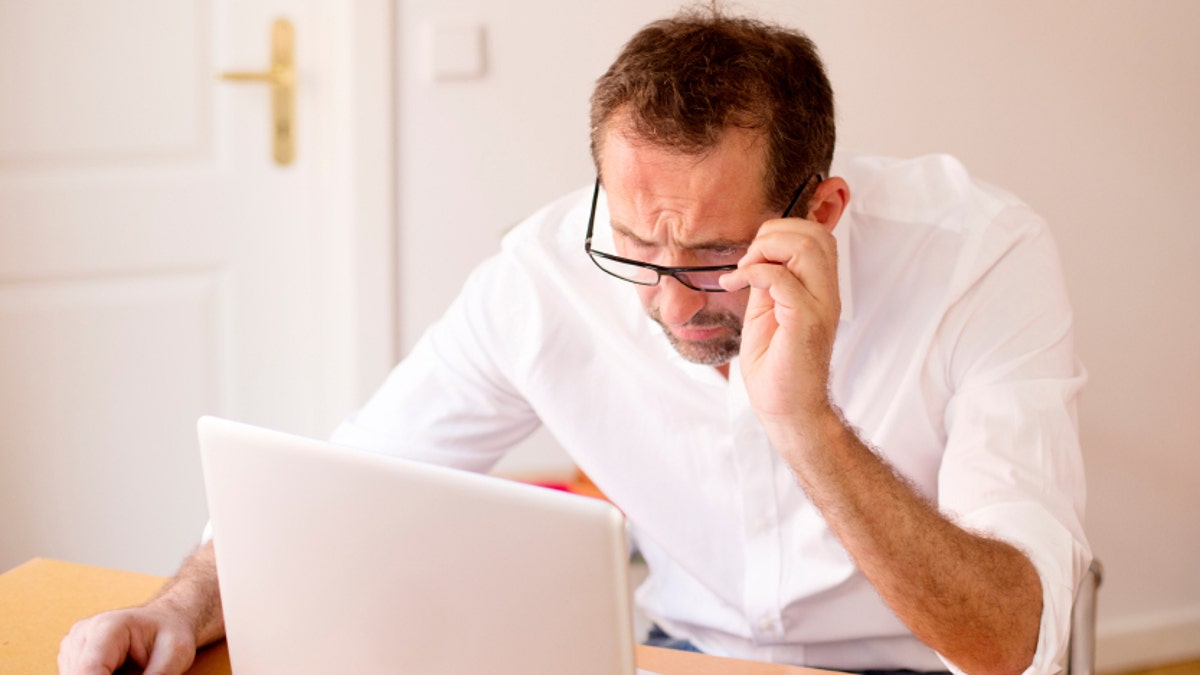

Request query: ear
[{"left": 807, "top": 176, "right": 850, "bottom": 233}]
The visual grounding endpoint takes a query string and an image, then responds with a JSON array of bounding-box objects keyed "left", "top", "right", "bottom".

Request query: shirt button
[{"left": 757, "top": 617, "right": 775, "bottom": 634}]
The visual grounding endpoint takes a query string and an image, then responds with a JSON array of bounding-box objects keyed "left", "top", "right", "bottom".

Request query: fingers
[
  {"left": 58, "top": 608, "right": 196, "bottom": 675},
  {"left": 720, "top": 217, "right": 839, "bottom": 306},
  {"left": 58, "top": 613, "right": 132, "bottom": 675},
  {"left": 727, "top": 261, "right": 832, "bottom": 327},
  {"left": 741, "top": 217, "right": 837, "bottom": 271}
]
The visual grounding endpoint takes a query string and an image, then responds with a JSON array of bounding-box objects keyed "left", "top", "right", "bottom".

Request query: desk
[{"left": 1, "top": 558, "right": 823, "bottom": 675}]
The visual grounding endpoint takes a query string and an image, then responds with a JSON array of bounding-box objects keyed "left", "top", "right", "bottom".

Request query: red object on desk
[
  {"left": 527, "top": 480, "right": 573, "bottom": 492},
  {"left": 518, "top": 469, "right": 611, "bottom": 502}
]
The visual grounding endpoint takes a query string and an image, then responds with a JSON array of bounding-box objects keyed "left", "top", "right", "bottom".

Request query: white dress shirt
[{"left": 331, "top": 152, "right": 1092, "bottom": 674}]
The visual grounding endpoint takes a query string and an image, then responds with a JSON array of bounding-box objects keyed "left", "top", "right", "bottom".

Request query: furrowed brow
[
  {"left": 610, "top": 221, "right": 657, "bottom": 247},
  {"left": 611, "top": 221, "right": 749, "bottom": 251}
]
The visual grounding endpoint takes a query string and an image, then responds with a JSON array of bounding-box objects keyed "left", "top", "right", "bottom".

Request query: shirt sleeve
[
  {"left": 330, "top": 252, "right": 541, "bottom": 472},
  {"left": 933, "top": 204, "right": 1092, "bottom": 675}
]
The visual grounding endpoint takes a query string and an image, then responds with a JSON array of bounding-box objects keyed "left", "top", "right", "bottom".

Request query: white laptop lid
[{"left": 198, "top": 416, "right": 638, "bottom": 675}]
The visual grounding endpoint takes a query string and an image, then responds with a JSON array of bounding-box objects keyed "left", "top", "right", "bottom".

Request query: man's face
[{"left": 597, "top": 126, "right": 775, "bottom": 367}]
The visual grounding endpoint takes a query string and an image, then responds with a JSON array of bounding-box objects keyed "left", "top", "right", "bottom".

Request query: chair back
[{"left": 1066, "top": 560, "right": 1104, "bottom": 675}]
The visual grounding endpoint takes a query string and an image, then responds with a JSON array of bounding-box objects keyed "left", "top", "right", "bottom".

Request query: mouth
[
  {"left": 645, "top": 305, "right": 743, "bottom": 366},
  {"left": 670, "top": 325, "right": 728, "bottom": 342}
]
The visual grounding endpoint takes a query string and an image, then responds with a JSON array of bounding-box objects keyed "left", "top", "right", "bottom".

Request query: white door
[{"left": 0, "top": 0, "right": 393, "bottom": 575}]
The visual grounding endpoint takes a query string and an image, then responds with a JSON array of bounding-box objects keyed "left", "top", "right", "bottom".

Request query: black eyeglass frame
[{"left": 583, "top": 173, "right": 822, "bottom": 292}]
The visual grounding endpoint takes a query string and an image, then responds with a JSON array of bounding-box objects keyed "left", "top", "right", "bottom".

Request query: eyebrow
[{"left": 610, "top": 221, "right": 751, "bottom": 251}]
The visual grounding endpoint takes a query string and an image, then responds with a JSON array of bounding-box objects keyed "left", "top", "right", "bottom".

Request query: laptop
[{"left": 198, "top": 416, "right": 652, "bottom": 675}]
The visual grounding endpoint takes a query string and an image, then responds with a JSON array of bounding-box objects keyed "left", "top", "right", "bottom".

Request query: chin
[{"left": 668, "top": 336, "right": 739, "bottom": 367}]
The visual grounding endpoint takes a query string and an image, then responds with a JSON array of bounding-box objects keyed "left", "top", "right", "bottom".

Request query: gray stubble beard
[{"left": 647, "top": 307, "right": 743, "bottom": 366}]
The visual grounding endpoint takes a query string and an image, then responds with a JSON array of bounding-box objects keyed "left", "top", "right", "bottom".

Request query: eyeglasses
[{"left": 583, "top": 174, "right": 820, "bottom": 292}]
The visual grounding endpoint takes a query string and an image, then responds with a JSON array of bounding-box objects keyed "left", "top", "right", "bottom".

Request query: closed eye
[
  {"left": 695, "top": 246, "right": 745, "bottom": 263},
  {"left": 615, "top": 231, "right": 657, "bottom": 251}
]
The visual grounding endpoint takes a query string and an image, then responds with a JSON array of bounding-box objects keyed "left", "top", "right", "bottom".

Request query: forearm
[
  {"left": 147, "top": 540, "right": 225, "bottom": 648},
  {"left": 770, "top": 407, "right": 1042, "bottom": 675}
]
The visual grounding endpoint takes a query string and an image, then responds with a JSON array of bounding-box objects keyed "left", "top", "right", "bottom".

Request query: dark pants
[
  {"left": 643, "top": 625, "right": 951, "bottom": 675},
  {"left": 643, "top": 624, "right": 705, "bottom": 653}
]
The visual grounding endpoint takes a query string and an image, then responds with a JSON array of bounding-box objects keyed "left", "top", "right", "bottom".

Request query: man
[{"left": 59, "top": 9, "right": 1090, "bottom": 675}]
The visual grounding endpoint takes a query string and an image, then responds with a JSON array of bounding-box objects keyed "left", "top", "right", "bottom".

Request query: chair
[{"left": 1066, "top": 559, "right": 1104, "bottom": 675}]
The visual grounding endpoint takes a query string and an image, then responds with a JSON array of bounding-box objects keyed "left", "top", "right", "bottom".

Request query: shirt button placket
[
  {"left": 729, "top": 360, "right": 784, "bottom": 646},
  {"left": 735, "top": 425, "right": 783, "bottom": 643}
]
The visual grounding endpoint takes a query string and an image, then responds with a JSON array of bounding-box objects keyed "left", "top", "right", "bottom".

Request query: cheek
[
  {"left": 635, "top": 284, "right": 657, "bottom": 312},
  {"left": 713, "top": 290, "right": 750, "bottom": 319}
]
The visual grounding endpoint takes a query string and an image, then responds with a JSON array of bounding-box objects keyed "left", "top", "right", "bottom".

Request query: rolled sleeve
[
  {"left": 931, "top": 210, "right": 1092, "bottom": 674},
  {"left": 950, "top": 501, "right": 1092, "bottom": 675},
  {"left": 937, "top": 376, "right": 1092, "bottom": 674}
]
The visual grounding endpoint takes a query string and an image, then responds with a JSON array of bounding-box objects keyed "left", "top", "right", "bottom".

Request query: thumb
[{"left": 140, "top": 630, "right": 195, "bottom": 675}]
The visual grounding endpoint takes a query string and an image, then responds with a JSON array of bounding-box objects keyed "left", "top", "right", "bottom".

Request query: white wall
[{"left": 396, "top": 1, "right": 1200, "bottom": 671}]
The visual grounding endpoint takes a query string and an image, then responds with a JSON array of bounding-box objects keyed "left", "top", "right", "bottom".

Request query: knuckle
[
  {"left": 90, "top": 612, "right": 125, "bottom": 636},
  {"left": 794, "top": 233, "right": 820, "bottom": 254}
]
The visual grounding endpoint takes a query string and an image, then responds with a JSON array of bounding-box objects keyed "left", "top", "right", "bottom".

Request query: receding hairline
[{"left": 593, "top": 105, "right": 771, "bottom": 182}]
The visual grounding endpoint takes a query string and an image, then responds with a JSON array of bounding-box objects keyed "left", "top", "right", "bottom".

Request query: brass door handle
[{"left": 219, "top": 19, "right": 295, "bottom": 165}]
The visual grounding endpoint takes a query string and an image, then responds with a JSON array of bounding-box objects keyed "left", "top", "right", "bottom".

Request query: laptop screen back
[{"left": 198, "top": 416, "right": 636, "bottom": 675}]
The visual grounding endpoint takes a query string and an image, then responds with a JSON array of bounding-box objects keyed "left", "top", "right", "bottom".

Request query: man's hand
[
  {"left": 58, "top": 541, "right": 224, "bottom": 675},
  {"left": 720, "top": 215, "right": 841, "bottom": 431},
  {"left": 57, "top": 605, "right": 197, "bottom": 675}
]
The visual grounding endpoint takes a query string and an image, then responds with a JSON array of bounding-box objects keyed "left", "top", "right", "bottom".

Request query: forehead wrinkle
[{"left": 617, "top": 187, "right": 755, "bottom": 247}]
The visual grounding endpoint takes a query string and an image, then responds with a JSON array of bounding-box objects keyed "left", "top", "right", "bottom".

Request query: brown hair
[{"left": 589, "top": 7, "right": 835, "bottom": 211}]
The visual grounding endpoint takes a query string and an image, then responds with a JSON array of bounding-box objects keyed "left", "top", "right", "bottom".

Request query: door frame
[{"left": 313, "top": 0, "right": 396, "bottom": 417}]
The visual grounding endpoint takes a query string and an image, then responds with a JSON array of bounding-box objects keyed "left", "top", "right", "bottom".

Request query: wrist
[
  {"left": 760, "top": 400, "right": 846, "bottom": 463},
  {"left": 147, "top": 574, "right": 224, "bottom": 646}
]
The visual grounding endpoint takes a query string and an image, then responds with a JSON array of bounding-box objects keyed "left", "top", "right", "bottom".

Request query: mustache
[{"left": 647, "top": 307, "right": 742, "bottom": 334}]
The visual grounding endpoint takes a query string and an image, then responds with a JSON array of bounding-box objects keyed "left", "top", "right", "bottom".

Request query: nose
[{"left": 652, "top": 275, "right": 707, "bottom": 326}]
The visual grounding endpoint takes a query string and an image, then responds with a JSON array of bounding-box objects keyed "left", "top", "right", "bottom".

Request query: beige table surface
[{"left": 1, "top": 558, "right": 825, "bottom": 674}]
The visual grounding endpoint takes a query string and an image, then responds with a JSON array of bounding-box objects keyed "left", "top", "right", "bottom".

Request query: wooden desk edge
[{"left": 2, "top": 558, "right": 822, "bottom": 675}]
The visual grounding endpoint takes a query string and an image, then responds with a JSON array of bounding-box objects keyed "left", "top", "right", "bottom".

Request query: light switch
[{"left": 422, "top": 21, "right": 486, "bottom": 82}]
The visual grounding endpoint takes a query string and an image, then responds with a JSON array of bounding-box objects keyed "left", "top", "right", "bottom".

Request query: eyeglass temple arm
[
  {"left": 781, "top": 173, "right": 824, "bottom": 219},
  {"left": 584, "top": 178, "right": 601, "bottom": 248}
]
